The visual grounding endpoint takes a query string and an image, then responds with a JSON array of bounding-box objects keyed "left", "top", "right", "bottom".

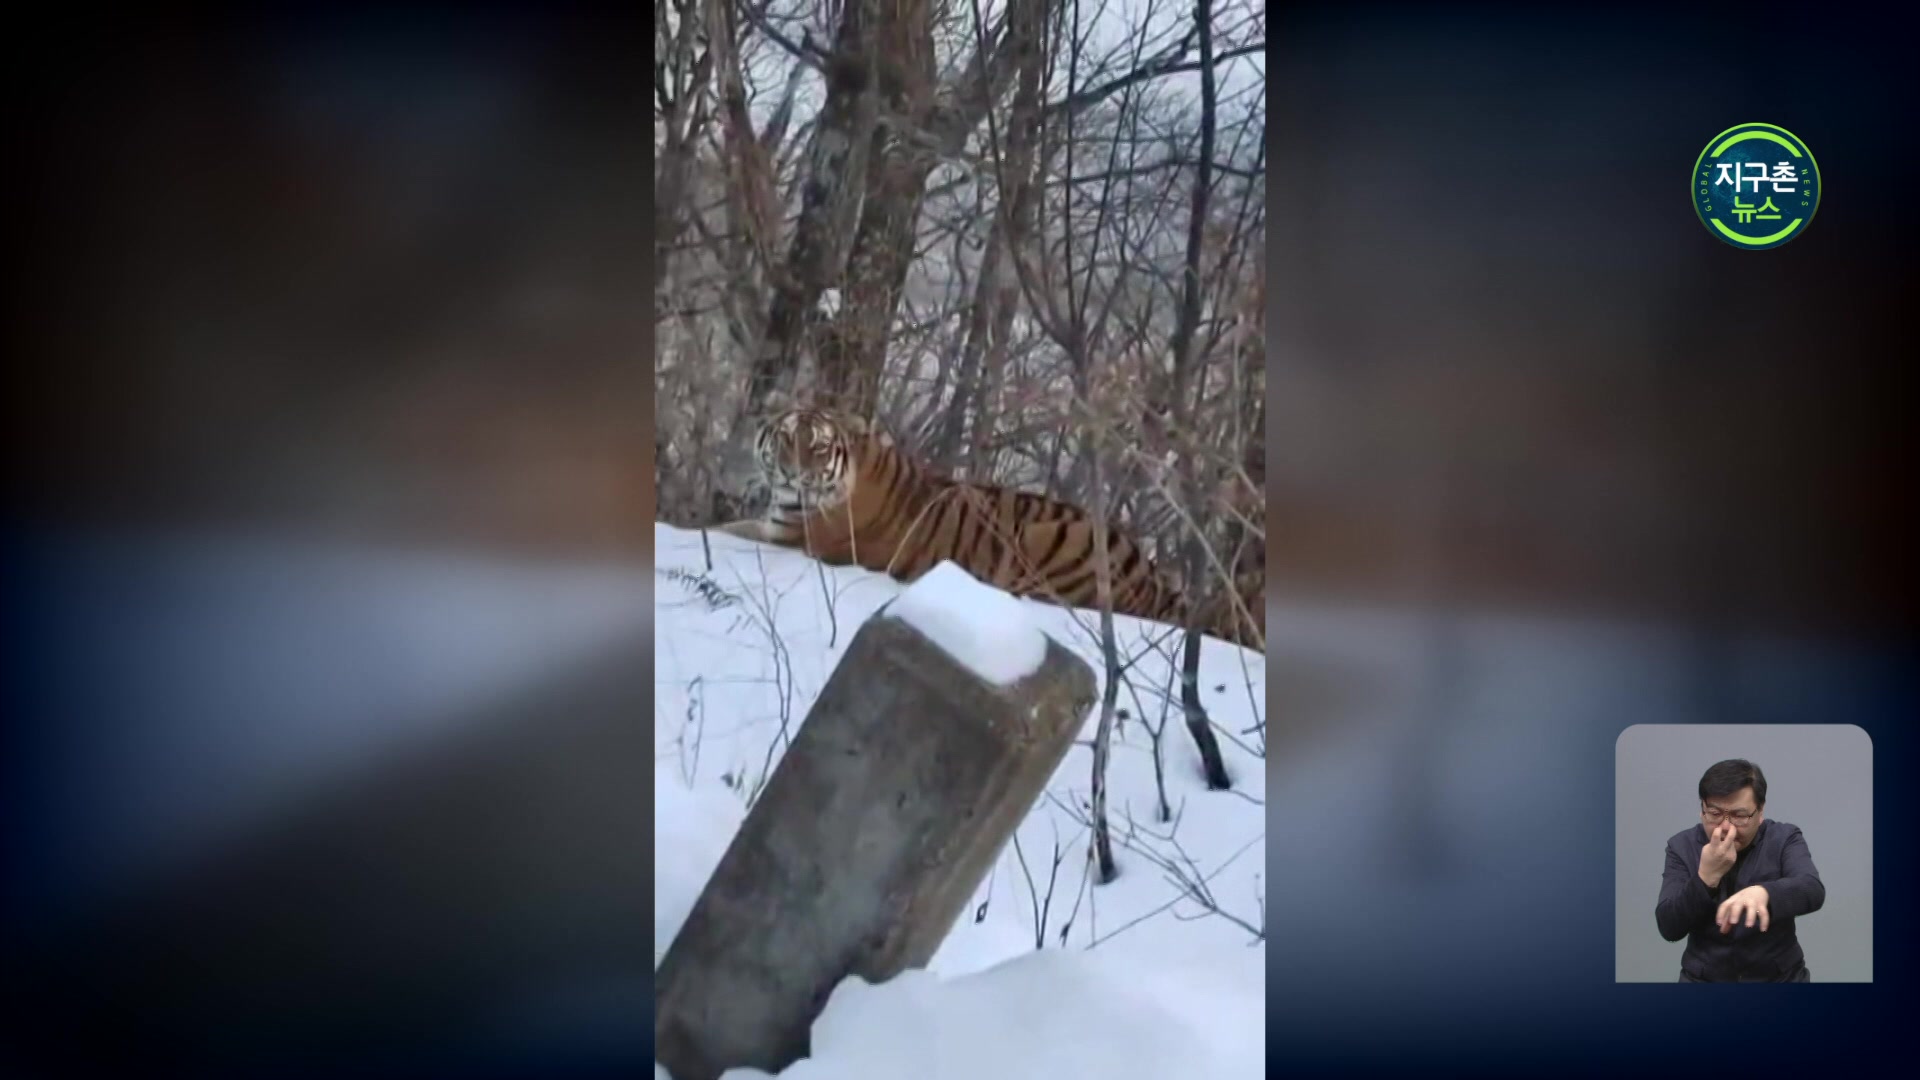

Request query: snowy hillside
[{"left": 653, "top": 523, "right": 1267, "bottom": 1079}]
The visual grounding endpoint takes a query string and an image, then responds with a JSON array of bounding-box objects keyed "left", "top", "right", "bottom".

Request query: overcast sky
[{"left": 669, "top": 0, "right": 1264, "bottom": 149}]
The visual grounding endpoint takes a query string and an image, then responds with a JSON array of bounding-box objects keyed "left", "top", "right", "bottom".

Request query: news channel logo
[{"left": 1692, "top": 123, "right": 1821, "bottom": 250}]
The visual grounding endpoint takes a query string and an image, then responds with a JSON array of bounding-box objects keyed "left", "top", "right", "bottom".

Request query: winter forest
[
  {"left": 654, "top": 0, "right": 1267, "bottom": 628},
  {"left": 652, "top": 4, "right": 1269, "bottom": 1074}
]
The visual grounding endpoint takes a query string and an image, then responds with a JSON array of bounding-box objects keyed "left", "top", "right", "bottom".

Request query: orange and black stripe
[{"left": 732, "top": 407, "right": 1261, "bottom": 651}]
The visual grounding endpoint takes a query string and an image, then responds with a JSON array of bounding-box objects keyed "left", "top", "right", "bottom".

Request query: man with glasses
[{"left": 1656, "top": 758, "right": 1826, "bottom": 982}]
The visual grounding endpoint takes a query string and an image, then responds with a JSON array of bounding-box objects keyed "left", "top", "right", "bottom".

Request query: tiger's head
[{"left": 750, "top": 407, "right": 883, "bottom": 513}]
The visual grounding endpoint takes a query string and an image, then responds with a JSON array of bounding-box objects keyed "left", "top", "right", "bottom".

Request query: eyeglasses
[{"left": 1701, "top": 805, "right": 1757, "bottom": 824}]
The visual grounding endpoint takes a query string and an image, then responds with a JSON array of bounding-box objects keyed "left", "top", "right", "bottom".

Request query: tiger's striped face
[{"left": 752, "top": 408, "right": 865, "bottom": 513}]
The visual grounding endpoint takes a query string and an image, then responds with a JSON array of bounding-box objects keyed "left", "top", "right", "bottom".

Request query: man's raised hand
[
  {"left": 1716, "top": 885, "right": 1771, "bottom": 934},
  {"left": 1699, "top": 824, "right": 1737, "bottom": 887}
]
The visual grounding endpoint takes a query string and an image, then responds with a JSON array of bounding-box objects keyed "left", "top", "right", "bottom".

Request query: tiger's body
[{"left": 716, "top": 408, "right": 1264, "bottom": 652}]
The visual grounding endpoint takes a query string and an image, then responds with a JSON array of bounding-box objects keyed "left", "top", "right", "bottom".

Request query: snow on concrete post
[{"left": 654, "top": 562, "right": 1097, "bottom": 1080}]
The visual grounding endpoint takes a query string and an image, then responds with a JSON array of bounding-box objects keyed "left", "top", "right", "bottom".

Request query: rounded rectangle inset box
[{"left": 1615, "top": 724, "right": 1871, "bottom": 983}]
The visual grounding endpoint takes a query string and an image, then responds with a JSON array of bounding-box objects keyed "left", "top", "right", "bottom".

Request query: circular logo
[{"left": 1693, "top": 123, "right": 1821, "bottom": 249}]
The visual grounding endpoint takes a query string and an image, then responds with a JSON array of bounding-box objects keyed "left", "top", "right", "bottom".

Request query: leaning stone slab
[{"left": 654, "top": 577, "right": 1096, "bottom": 1080}]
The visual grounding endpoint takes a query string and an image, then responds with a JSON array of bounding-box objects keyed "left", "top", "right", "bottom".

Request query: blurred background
[
  {"left": 1270, "top": 4, "right": 1917, "bottom": 1071},
  {"left": 2, "top": 12, "right": 649, "bottom": 1077}
]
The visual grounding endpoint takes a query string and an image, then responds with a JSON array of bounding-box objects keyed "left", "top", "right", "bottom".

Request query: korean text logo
[{"left": 1692, "top": 123, "right": 1820, "bottom": 250}]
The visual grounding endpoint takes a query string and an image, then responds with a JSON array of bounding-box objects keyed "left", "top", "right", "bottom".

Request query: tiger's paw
[
  {"left": 714, "top": 518, "right": 798, "bottom": 546},
  {"left": 713, "top": 518, "right": 771, "bottom": 541}
]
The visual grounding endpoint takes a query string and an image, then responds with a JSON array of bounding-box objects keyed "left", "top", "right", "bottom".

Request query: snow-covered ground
[{"left": 653, "top": 523, "right": 1267, "bottom": 1079}]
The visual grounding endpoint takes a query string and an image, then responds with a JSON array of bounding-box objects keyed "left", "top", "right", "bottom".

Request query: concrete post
[{"left": 654, "top": 607, "right": 1097, "bottom": 1080}]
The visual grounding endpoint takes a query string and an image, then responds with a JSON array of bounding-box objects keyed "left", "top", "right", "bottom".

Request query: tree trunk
[
  {"left": 815, "top": 148, "right": 937, "bottom": 416},
  {"left": 1167, "top": 0, "right": 1233, "bottom": 786},
  {"left": 964, "top": 0, "right": 1051, "bottom": 477},
  {"left": 1179, "top": 630, "right": 1232, "bottom": 789},
  {"left": 741, "top": 0, "right": 883, "bottom": 415}
]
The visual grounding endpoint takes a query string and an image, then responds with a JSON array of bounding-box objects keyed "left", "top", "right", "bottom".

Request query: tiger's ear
[
  {"left": 843, "top": 413, "right": 894, "bottom": 447},
  {"left": 760, "top": 385, "right": 799, "bottom": 414},
  {"left": 743, "top": 405, "right": 796, "bottom": 436},
  {"left": 745, "top": 383, "right": 807, "bottom": 424}
]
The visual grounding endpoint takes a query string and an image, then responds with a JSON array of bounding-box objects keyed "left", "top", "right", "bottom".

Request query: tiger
[{"left": 714, "top": 407, "right": 1264, "bottom": 652}]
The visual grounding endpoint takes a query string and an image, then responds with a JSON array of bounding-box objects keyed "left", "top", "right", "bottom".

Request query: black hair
[{"left": 1698, "top": 758, "right": 1767, "bottom": 807}]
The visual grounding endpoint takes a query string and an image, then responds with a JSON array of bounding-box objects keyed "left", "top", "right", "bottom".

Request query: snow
[
  {"left": 885, "top": 560, "right": 1048, "bottom": 686},
  {"left": 718, "top": 939, "right": 1264, "bottom": 1079},
  {"left": 654, "top": 522, "right": 1266, "bottom": 1079}
]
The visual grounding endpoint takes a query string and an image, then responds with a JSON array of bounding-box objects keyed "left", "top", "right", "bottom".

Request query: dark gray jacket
[{"left": 1656, "top": 818, "right": 1825, "bottom": 981}]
